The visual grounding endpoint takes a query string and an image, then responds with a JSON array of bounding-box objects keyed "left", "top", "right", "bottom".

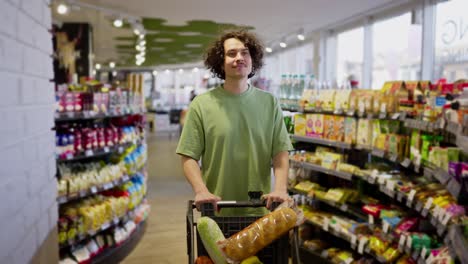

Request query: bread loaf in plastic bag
[{"left": 218, "top": 207, "right": 298, "bottom": 263}]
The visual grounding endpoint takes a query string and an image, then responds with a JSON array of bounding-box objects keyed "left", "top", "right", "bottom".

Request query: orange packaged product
[
  {"left": 312, "top": 114, "right": 324, "bottom": 138},
  {"left": 323, "top": 115, "right": 334, "bottom": 140},
  {"left": 333, "top": 116, "right": 345, "bottom": 142},
  {"left": 305, "top": 114, "right": 315, "bottom": 137}
]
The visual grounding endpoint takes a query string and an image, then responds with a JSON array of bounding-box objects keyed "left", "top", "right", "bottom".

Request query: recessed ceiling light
[
  {"left": 154, "top": 38, "right": 173, "bottom": 43},
  {"left": 265, "top": 47, "right": 273, "bottom": 53},
  {"left": 177, "top": 50, "right": 191, "bottom": 55},
  {"left": 185, "top": 43, "right": 202, "bottom": 48},
  {"left": 113, "top": 19, "right": 123, "bottom": 28},
  {"left": 179, "top": 69, "right": 184, "bottom": 73},
  {"left": 109, "top": 62, "right": 115, "bottom": 68},
  {"left": 152, "top": 70, "right": 158, "bottom": 76},
  {"left": 92, "top": 70, "right": 96, "bottom": 76},
  {"left": 279, "top": 42, "right": 287, "bottom": 48},
  {"left": 136, "top": 61, "right": 142, "bottom": 66},
  {"left": 297, "top": 34, "right": 305, "bottom": 41},
  {"left": 178, "top": 32, "right": 201, "bottom": 36},
  {"left": 134, "top": 29, "right": 140, "bottom": 35},
  {"left": 57, "top": 4, "right": 69, "bottom": 15},
  {"left": 112, "top": 71, "right": 117, "bottom": 76},
  {"left": 165, "top": 69, "right": 171, "bottom": 74},
  {"left": 193, "top": 67, "right": 199, "bottom": 72},
  {"left": 139, "top": 40, "right": 146, "bottom": 46},
  {"left": 139, "top": 34, "right": 145, "bottom": 40},
  {"left": 95, "top": 63, "right": 101, "bottom": 70},
  {"left": 151, "top": 47, "right": 165, "bottom": 51}
]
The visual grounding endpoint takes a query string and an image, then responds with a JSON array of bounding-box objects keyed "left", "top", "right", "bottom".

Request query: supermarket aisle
[{"left": 123, "top": 132, "right": 193, "bottom": 264}]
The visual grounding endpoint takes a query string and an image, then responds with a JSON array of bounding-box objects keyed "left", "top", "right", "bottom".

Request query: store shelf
[
  {"left": 291, "top": 160, "right": 354, "bottom": 181},
  {"left": 54, "top": 111, "right": 144, "bottom": 123},
  {"left": 56, "top": 142, "right": 137, "bottom": 162},
  {"left": 57, "top": 174, "right": 135, "bottom": 205},
  {"left": 291, "top": 135, "right": 353, "bottom": 149},
  {"left": 446, "top": 225, "right": 468, "bottom": 263},
  {"left": 298, "top": 247, "right": 334, "bottom": 264},
  {"left": 92, "top": 220, "right": 147, "bottom": 264}
]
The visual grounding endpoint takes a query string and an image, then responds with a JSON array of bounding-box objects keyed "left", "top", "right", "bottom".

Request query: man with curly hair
[{"left": 176, "top": 30, "right": 293, "bottom": 216}]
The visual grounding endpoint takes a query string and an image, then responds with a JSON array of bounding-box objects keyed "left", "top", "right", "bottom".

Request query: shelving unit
[
  {"left": 55, "top": 111, "right": 144, "bottom": 123},
  {"left": 287, "top": 108, "right": 467, "bottom": 263}
]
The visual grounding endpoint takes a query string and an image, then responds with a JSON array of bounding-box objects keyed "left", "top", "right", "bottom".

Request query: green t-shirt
[{"left": 176, "top": 85, "right": 293, "bottom": 216}]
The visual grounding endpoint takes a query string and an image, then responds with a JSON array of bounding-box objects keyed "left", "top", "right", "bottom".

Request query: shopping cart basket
[{"left": 186, "top": 192, "right": 301, "bottom": 264}]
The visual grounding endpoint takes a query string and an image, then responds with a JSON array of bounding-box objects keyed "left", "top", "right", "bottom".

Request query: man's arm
[
  {"left": 264, "top": 151, "right": 290, "bottom": 209},
  {"left": 181, "top": 155, "right": 221, "bottom": 210}
]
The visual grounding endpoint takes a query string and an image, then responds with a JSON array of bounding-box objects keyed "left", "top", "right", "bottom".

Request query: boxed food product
[
  {"left": 344, "top": 118, "right": 357, "bottom": 144},
  {"left": 357, "top": 119, "right": 372, "bottom": 147},
  {"left": 321, "top": 152, "right": 343, "bottom": 170},
  {"left": 294, "top": 114, "right": 307, "bottom": 136},
  {"left": 305, "top": 114, "right": 315, "bottom": 137},
  {"left": 321, "top": 90, "right": 336, "bottom": 111},
  {"left": 323, "top": 115, "right": 334, "bottom": 139},
  {"left": 348, "top": 90, "right": 361, "bottom": 112},
  {"left": 313, "top": 114, "right": 324, "bottom": 138},
  {"left": 333, "top": 116, "right": 345, "bottom": 142},
  {"left": 334, "top": 90, "right": 352, "bottom": 111}
]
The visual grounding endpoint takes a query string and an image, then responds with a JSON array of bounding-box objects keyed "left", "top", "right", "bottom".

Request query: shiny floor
[{"left": 122, "top": 131, "right": 194, "bottom": 264}]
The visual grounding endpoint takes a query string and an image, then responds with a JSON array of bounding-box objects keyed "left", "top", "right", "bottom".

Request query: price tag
[
  {"left": 399, "top": 112, "right": 407, "bottom": 121},
  {"left": 391, "top": 113, "right": 400, "bottom": 120},
  {"left": 408, "top": 190, "right": 417, "bottom": 203},
  {"left": 406, "top": 236, "right": 413, "bottom": 250},
  {"left": 66, "top": 153, "right": 74, "bottom": 160},
  {"left": 383, "top": 221, "right": 390, "bottom": 233},
  {"left": 118, "top": 146, "right": 124, "bottom": 153},
  {"left": 415, "top": 201, "right": 423, "bottom": 212},
  {"left": 73, "top": 247, "right": 90, "bottom": 262},
  {"left": 103, "top": 147, "right": 110, "bottom": 153},
  {"left": 101, "top": 222, "right": 110, "bottom": 230},
  {"left": 397, "top": 192, "right": 404, "bottom": 202},
  {"left": 368, "top": 169, "right": 378, "bottom": 184},
  {"left": 323, "top": 218, "right": 330, "bottom": 231},
  {"left": 447, "top": 179, "right": 462, "bottom": 197},
  {"left": 66, "top": 112, "right": 75, "bottom": 118},
  {"left": 344, "top": 258, "right": 353, "bottom": 264},
  {"left": 113, "top": 217, "right": 119, "bottom": 224},
  {"left": 421, "top": 247, "right": 428, "bottom": 259},
  {"left": 347, "top": 109, "right": 355, "bottom": 116},
  {"left": 122, "top": 175, "right": 130, "bottom": 181},
  {"left": 79, "top": 190, "right": 87, "bottom": 197},
  {"left": 412, "top": 250, "right": 420, "bottom": 261},
  {"left": 368, "top": 215, "right": 374, "bottom": 225},
  {"left": 398, "top": 235, "right": 406, "bottom": 251},
  {"left": 85, "top": 149, "right": 94, "bottom": 157},
  {"left": 379, "top": 112, "right": 387, "bottom": 119},
  {"left": 351, "top": 234, "right": 357, "bottom": 247},
  {"left": 437, "top": 224, "right": 446, "bottom": 236},
  {"left": 401, "top": 158, "right": 411, "bottom": 168},
  {"left": 442, "top": 212, "right": 452, "bottom": 226},
  {"left": 321, "top": 250, "right": 328, "bottom": 258},
  {"left": 386, "top": 180, "right": 396, "bottom": 191},
  {"left": 57, "top": 196, "right": 68, "bottom": 204},
  {"left": 424, "top": 197, "right": 434, "bottom": 210},
  {"left": 358, "top": 237, "right": 368, "bottom": 254},
  {"left": 426, "top": 252, "right": 434, "bottom": 263},
  {"left": 389, "top": 153, "right": 398, "bottom": 162},
  {"left": 90, "top": 186, "right": 98, "bottom": 194},
  {"left": 340, "top": 204, "right": 348, "bottom": 212}
]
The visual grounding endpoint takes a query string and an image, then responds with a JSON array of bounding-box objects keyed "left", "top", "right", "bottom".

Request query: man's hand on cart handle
[
  {"left": 262, "top": 191, "right": 290, "bottom": 210},
  {"left": 195, "top": 191, "right": 221, "bottom": 212}
]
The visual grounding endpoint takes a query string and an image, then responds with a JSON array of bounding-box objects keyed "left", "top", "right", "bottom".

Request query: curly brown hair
[{"left": 204, "top": 29, "right": 264, "bottom": 80}]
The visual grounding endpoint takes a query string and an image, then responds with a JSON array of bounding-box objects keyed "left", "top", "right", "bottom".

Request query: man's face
[{"left": 223, "top": 38, "right": 252, "bottom": 80}]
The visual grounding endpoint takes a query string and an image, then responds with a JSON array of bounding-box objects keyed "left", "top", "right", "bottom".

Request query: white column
[
  {"left": 363, "top": 17, "right": 374, "bottom": 89},
  {"left": 421, "top": 0, "right": 436, "bottom": 81}
]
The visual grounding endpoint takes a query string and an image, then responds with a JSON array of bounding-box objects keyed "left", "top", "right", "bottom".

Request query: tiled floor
[{"left": 122, "top": 131, "right": 194, "bottom": 264}]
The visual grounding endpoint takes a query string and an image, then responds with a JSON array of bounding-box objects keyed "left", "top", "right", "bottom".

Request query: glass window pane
[
  {"left": 336, "top": 27, "right": 364, "bottom": 87},
  {"left": 372, "top": 13, "right": 422, "bottom": 89},
  {"left": 434, "top": 0, "right": 468, "bottom": 82}
]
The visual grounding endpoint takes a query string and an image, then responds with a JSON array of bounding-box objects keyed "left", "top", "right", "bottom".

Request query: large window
[
  {"left": 434, "top": 0, "right": 468, "bottom": 82},
  {"left": 372, "top": 12, "right": 422, "bottom": 89},
  {"left": 336, "top": 27, "right": 364, "bottom": 87}
]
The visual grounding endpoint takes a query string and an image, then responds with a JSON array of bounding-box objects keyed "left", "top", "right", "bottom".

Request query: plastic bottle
[{"left": 299, "top": 74, "right": 306, "bottom": 100}]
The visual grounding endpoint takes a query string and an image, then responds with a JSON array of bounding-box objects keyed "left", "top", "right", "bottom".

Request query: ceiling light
[
  {"left": 185, "top": 43, "right": 202, "bottom": 48},
  {"left": 265, "top": 47, "right": 273, "bottom": 53},
  {"left": 112, "top": 71, "right": 117, "bottom": 76},
  {"left": 152, "top": 70, "right": 158, "bottom": 76},
  {"left": 193, "top": 67, "right": 199, "bottom": 72},
  {"left": 113, "top": 19, "right": 123, "bottom": 28},
  {"left": 140, "top": 40, "right": 146, "bottom": 46},
  {"left": 109, "top": 62, "right": 115, "bottom": 68},
  {"left": 279, "top": 42, "right": 287, "bottom": 48},
  {"left": 139, "top": 45, "right": 146, "bottom": 51},
  {"left": 57, "top": 4, "right": 69, "bottom": 15},
  {"left": 95, "top": 63, "right": 101, "bottom": 70},
  {"left": 154, "top": 38, "right": 173, "bottom": 43},
  {"left": 139, "top": 34, "right": 145, "bottom": 40},
  {"left": 133, "top": 29, "right": 140, "bottom": 35},
  {"left": 179, "top": 69, "right": 184, "bottom": 73},
  {"left": 297, "top": 34, "right": 305, "bottom": 41},
  {"left": 136, "top": 61, "right": 142, "bottom": 66},
  {"left": 165, "top": 69, "right": 171, "bottom": 74},
  {"left": 92, "top": 70, "right": 96, "bottom": 76}
]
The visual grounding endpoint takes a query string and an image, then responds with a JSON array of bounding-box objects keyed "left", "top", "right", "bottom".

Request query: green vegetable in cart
[
  {"left": 197, "top": 217, "right": 228, "bottom": 264},
  {"left": 240, "top": 256, "right": 263, "bottom": 264}
]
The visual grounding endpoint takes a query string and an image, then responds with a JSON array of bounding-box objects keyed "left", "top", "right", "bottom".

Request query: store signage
[
  {"left": 438, "top": 17, "right": 468, "bottom": 62},
  {"left": 442, "top": 18, "right": 468, "bottom": 45}
]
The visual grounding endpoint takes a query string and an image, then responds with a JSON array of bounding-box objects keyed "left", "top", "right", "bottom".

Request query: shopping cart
[{"left": 186, "top": 192, "right": 301, "bottom": 264}]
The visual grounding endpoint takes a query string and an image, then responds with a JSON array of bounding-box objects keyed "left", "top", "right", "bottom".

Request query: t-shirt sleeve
[
  {"left": 271, "top": 97, "right": 294, "bottom": 158},
  {"left": 176, "top": 101, "right": 205, "bottom": 160}
]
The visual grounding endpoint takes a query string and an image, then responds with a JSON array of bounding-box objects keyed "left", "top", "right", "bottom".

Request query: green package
[
  {"left": 410, "top": 131, "right": 422, "bottom": 160},
  {"left": 421, "top": 135, "right": 433, "bottom": 162}
]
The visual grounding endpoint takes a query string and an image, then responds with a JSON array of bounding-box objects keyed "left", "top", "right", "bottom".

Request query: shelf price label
[
  {"left": 118, "top": 146, "right": 124, "bottom": 153},
  {"left": 322, "top": 218, "right": 330, "bottom": 231},
  {"left": 344, "top": 258, "right": 353, "bottom": 264},
  {"left": 368, "top": 214, "right": 374, "bottom": 225},
  {"left": 398, "top": 235, "right": 406, "bottom": 251},
  {"left": 66, "top": 153, "right": 74, "bottom": 160},
  {"left": 351, "top": 234, "right": 357, "bottom": 248},
  {"left": 391, "top": 113, "right": 400, "bottom": 120},
  {"left": 442, "top": 212, "right": 452, "bottom": 226},
  {"left": 90, "top": 186, "right": 98, "bottom": 194},
  {"left": 103, "top": 147, "right": 110, "bottom": 153},
  {"left": 383, "top": 221, "right": 390, "bottom": 233},
  {"left": 358, "top": 237, "right": 368, "bottom": 254},
  {"left": 421, "top": 247, "right": 428, "bottom": 259},
  {"left": 368, "top": 169, "right": 378, "bottom": 184},
  {"left": 85, "top": 149, "right": 94, "bottom": 157},
  {"left": 406, "top": 236, "right": 413, "bottom": 251}
]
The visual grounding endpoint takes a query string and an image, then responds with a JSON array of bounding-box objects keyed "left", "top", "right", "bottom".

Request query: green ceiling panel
[{"left": 114, "top": 17, "right": 254, "bottom": 66}]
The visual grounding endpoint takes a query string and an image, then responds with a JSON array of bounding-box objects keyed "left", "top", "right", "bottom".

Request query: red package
[
  {"left": 394, "top": 218, "right": 419, "bottom": 236},
  {"left": 97, "top": 128, "right": 106, "bottom": 148},
  {"left": 65, "top": 92, "right": 75, "bottom": 112},
  {"left": 74, "top": 92, "right": 83, "bottom": 112},
  {"left": 105, "top": 127, "right": 114, "bottom": 147},
  {"left": 362, "top": 204, "right": 387, "bottom": 218}
]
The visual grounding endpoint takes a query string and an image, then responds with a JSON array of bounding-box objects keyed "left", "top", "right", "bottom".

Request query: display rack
[
  {"left": 55, "top": 111, "right": 144, "bottom": 123},
  {"left": 287, "top": 108, "right": 467, "bottom": 263}
]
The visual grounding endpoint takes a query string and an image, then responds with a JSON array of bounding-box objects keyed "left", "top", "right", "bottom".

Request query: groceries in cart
[{"left": 197, "top": 200, "right": 304, "bottom": 264}]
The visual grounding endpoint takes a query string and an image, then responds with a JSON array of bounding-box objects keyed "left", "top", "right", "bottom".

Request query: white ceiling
[{"left": 52, "top": 0, "right": 412, "bottom": 67}]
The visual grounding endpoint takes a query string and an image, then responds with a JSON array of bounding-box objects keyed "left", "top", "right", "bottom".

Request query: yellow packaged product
[
  {"left": 323, "top": 115, "right": 334, "bottom": 139},
  {"left": 316, "top": 146, "right": 334, "bottom": 154},
  {"left": 312, "top": 114, "right": 324, "bottom": 138},
  {"left": 357, "top": 119, "right": 372, "bottom": 147},
  {"left": 305, "top": 114, "right": 315, "bottom": 137},
  {"left": 306, "top": 154, "right": 321, "bottom": 164},
  {"left": 374, "top": 134, "right": 387, "bottom": 150},
  {"left": 294, "top": 114, "right": 306, "bottom": 136},
  {"left": 294, "top": 181, "right": 321, "bottom": 192},
  {"left": 333, "top": 116, "right": 345, "bottom": 142},
  {"left": 321, "top": 152, "right": 343, "bottom": 170},
  {"left": 321, "top": 90, "right": 336, "bottom": 111},
  {"left": 337, "top": 163, "right": 359, "bottom": 174},
  {"left": 348, "top": 89, "right": 362, "bottom": 112},
  {"left": 334, "top": 89, "right": 352, "bottom": 111},
  {"left": 324, "top": 189, "right": 346, "bottom": 203},
  {"left": 344, "top": 117, "right": 357, "bottom": 144}
]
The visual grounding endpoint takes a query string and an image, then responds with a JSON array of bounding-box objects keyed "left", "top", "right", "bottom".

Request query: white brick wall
[{"left": 0, "top": 0, "right": 56, "bottom": 263}]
